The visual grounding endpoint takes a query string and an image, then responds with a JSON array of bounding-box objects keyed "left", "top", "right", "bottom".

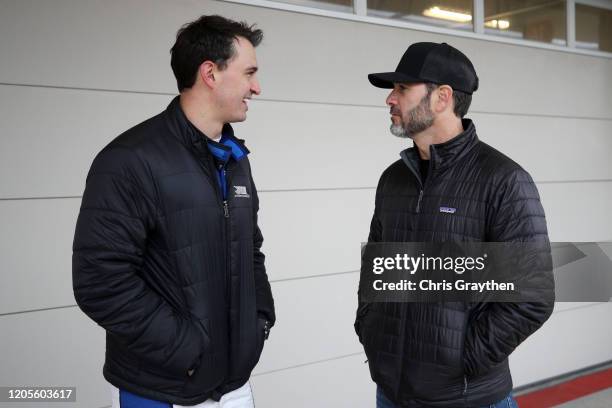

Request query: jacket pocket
[
  {"left": 182, "top": 317, "right": 226, "bottom": 395},
  {"left": 132, "top": 316, "right": 209, "bottom": 386},
  {"left": 194, "top": 318, "right": 211, "bottom": 354},
  {"left": 355, "top": 303, "right": 371, "bottom": 343},
  {"left": 246, "top": 317, "right": 267, "bottom": 373}
]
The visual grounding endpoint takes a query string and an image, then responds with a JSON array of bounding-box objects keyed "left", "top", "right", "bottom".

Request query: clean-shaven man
[{"left": 73, "top": 15, "right": 275, "bottom": 408}]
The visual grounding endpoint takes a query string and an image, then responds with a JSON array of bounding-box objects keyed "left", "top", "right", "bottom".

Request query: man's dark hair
[
  {"left": 425, "top": 82, "right": 472, "bottom": 118},
  {"left": 170, "top": 15, "right": 263, "bottom": 92},
  {"left": 452, "top": 89, "right": 472, "bottom": 118}
]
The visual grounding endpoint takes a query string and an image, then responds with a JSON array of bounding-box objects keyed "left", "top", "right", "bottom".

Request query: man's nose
[
  {"left": 386, "top": 90, "right": 397, "bottom": 107},
  {"left": 251, "top": 78, "right": 261, "bottom": 96}
]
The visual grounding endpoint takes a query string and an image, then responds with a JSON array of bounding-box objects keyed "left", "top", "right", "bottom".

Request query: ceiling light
[
  {"left": 423, "top": 6, "right": 472, "bottom": 23},
  {"left": 485, "top": 19, "right": 510, "bottom": 29}
]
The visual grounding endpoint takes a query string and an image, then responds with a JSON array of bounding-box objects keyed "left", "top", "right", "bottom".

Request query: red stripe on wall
[{"left": 515, "top": 368, "right": 612, "bottom": 407}]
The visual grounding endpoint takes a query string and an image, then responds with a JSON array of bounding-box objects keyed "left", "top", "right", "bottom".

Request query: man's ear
[
  {"left": 434, "top": 85, "right": 453, "bottom": 113},
  {"left": 199, "top": 61, "right": 217, "bottom": 89}
]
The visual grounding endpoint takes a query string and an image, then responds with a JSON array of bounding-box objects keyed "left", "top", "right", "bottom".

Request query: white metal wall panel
[
  {"left": 539, "top": 181, "right": 612, "bottom": 241},
  {"left": 254, "top": 273, "right": 362, "bottom": 374},
  {"left": 0, "top": 308, "right": 107, "bottom": 408},
  {"left": 1, "top": 0, "right": 611, "bottom": 118},
  {"left": 0, "top": 198, "right": 79, "bottom": 315},
  {"left": 251, "top": 353, "right": 375, "bottom": 408},
  {"left": 510, "top": 303, "right": 612, "bottom": 387},
  {"left": 2, "top": 182, "right": 611, "bottom": 316},
  {"left": 2, "top": 85, "right": 611, "bottom": 199},
  {"left": 0, "top": 85, "right": 172, "bottom": 199}
]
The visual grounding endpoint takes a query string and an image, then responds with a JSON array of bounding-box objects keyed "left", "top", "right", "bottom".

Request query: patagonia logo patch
[
  {"left": 439, "top": 206, "right": 456, "bottom": 214},
  {"left": 233, "top": 185, "right": 250, "bottom": 198}
]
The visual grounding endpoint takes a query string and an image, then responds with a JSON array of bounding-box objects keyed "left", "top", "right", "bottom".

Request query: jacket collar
[
  {"left": 164, "top": 95, "right": 249, "bottom": 160},
  {"left": 400, "top": 118, "right": 479, "bottom": 180}
]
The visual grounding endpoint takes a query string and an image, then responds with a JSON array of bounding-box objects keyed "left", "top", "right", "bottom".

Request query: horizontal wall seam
[
  {"left": 2, "top": 179, "right": 612, "bottom": 201},
  {"left": 1, "top": 297, "right": 609, "bottom": 319},
  {"left": 259, "top": 186, "right": 375, "bottom": 193},
  {"left": 536, "top": 179, "right": 612, "bottom": 185},
  {"left": 0, "top": 304, "right": 77, "bottom": 317},
  {"left": 553, "top": 302, "right": 612, "bottom": 315},
  {"left": 0, "top": 82, "right": 174, "bottom": 97},
  {"left": 1, "top": 82, "right": 612, "bottom": 122},
  {"left": 0, "top": 273, "right": 360, "bottom": 317},
  {"left": 0, "top": 195, "right": 82, "bottom": 201},
  {"left": 270, "top": 269, "right": 358, "bottom": 283},
  {"left": 252, "top": 352, "right": 365, "bottom": 377}
]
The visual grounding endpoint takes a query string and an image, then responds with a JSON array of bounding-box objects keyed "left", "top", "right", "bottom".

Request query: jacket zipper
[
  {"left": 404, "top": 163, "right": 426, "bottom": 214},
  {"left": 223, "top": 200, "right": 229, "bottom": 217},
  {"left": 416, "top": 189, "right": 424, "bottom": 214},
  {"left": 462, "top": 310, "right": 470, "bottom": 398},
  {"left": 211, "top": 158, "right": 233, "bottom": 367},
  {"left": 400, "top": 153, "right": 431, "bottom": 214},
  {"left": 192, "top": 148, "right": 233, "bottom": 360},
  {"left": 402, "top": 156, "right": 432, "bottom": 240},
  {"left": 222, "top": 166, "right": 232, "bottom": 308},
  {"left": 201, "top": 155, "right": 232, "bottom": 307}
]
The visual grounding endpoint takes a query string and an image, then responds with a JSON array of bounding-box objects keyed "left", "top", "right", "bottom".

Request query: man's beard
[{"left": 390, "top": 94, "right": 434, "bottom": 139}]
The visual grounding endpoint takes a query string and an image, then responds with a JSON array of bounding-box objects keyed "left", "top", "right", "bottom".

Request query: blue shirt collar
[{"left": 206, "top": 126, "right": 250, "bottom": 165}]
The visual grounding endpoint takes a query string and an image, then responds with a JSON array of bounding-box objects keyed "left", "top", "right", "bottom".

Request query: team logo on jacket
[
  {"left": 439, "top": 206, "right": 456, "bottom": 214},
  {"left": 233, "top": 185, "right": 250, "bottom": 198}
]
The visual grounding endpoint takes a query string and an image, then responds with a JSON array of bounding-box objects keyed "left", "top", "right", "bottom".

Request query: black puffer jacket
[
  {"left": 355, "top": 119, "right": 553, "bottom": 407},
  {"left": 73, "top": 97, "right": 275, "bottom": 405}
]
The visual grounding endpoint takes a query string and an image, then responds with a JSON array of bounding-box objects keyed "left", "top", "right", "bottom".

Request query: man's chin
[
  {"left": 228, "top": 114, "right": 247, "bottom": 123},
  {"left": 390, "top": 124, "right": 412, "bottom": 139}
]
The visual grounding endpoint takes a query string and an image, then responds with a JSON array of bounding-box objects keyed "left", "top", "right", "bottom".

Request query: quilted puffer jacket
[
  {"left": 355, "top": 119, "right": 554, "bottom": 407},
  {"left": 73, "top": 96, "right": 275, "bottom": 405}
]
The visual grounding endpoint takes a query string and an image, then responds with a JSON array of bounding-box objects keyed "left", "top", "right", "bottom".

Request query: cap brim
[{"left": 368, "top": 72, "right": 422, "bottom": 88}]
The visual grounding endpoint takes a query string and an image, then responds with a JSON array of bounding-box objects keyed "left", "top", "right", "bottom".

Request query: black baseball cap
[{"left": 368, "top": 42, "right": 479, "bottom": 94}]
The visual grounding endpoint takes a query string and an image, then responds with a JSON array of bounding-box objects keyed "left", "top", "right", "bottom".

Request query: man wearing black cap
[{"left": 355, "top": 42, "right": 554, "bottom": 407}]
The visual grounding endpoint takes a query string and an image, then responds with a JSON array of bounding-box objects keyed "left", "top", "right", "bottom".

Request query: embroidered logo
[
  {"left": 439, "top": 206, "right": 456, "bottom": 214},
  {"left": 234, "top": 185, "right": 250, "bottom": 198}
]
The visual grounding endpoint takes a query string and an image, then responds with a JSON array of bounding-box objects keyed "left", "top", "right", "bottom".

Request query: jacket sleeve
[
  {"left": 249, "top": 170, "right": 275, "bottom": 327},
  {"left": 355, "top": 173, "right": 384, "bottom": 341},
  {"left": 463, "top": 168, "right": 555, "bottom": 376},
  {"left": 72, "top": 146, "right": 206, "bottom": 376}
]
